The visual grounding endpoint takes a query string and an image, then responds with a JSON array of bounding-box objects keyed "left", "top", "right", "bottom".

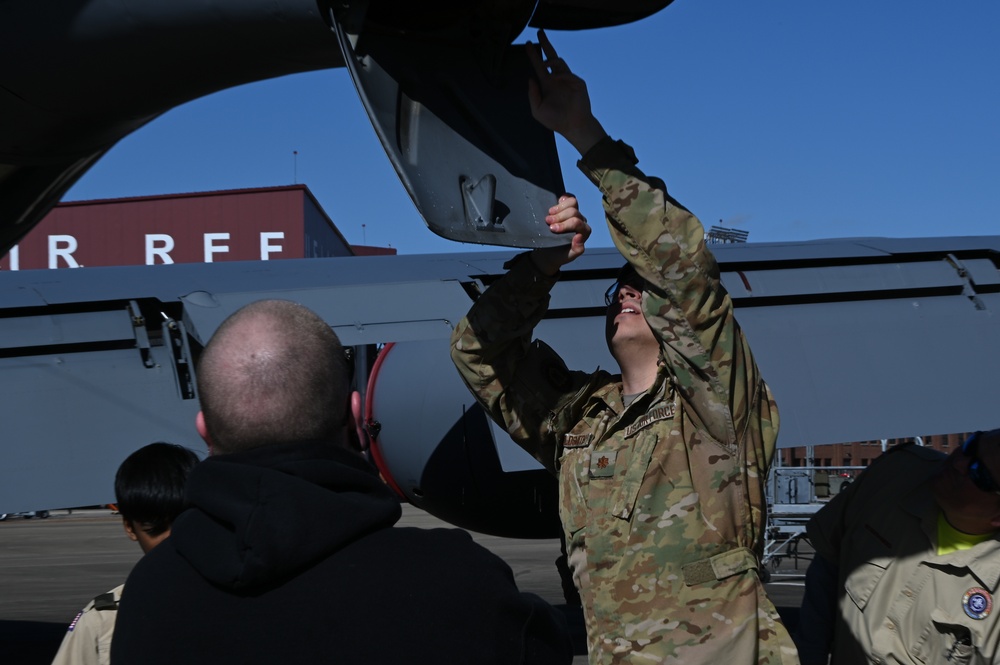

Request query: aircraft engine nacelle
[{"left": 365, "top": 340, "right": 562, "bottom": 539}]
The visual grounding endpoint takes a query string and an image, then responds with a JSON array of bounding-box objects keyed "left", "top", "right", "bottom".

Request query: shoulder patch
[
  {"left": 92, "top": 592, "right": 119, "bottom": 611},
  {"left": 542, "top": 359, "right": 573, "bottom": 393}
]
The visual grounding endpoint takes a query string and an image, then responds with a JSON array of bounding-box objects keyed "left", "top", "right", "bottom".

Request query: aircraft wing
[
  {"left": 2, "top": 235, "right": 998, "bottom": 536},
  {"left": 0, "top": 0, "right": 677, "bottom": 256}
]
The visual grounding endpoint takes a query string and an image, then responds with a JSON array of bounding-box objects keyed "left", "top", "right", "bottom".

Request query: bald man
[{"left": 112, "top": 300, "right": 571, "bottom": 665}]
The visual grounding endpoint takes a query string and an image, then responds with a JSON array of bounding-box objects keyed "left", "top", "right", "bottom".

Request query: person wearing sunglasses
[
  {"left": 451, "top": 30, "right": 794, "bottom": 665},
  {"left": 796, "top": 429, "right": 1000, "bottom": 665}
]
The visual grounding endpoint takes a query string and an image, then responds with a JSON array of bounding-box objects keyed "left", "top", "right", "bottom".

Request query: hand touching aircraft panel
[
  {"left": 2, "top": 237, "right": 998, "bottom": 536},
  {"left": 0, "top": 0, "right": 676, "bottom": 254}
]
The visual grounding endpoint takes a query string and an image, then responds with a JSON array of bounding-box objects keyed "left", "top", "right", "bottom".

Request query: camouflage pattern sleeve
[
  {"left": 577, "top": 137, "right": 777, "bottom": 451},
  {"left": 450, "top": 253, "right": 596, "bottom": 473}
]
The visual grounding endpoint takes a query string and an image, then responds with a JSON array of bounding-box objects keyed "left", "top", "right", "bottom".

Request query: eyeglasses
[
  {"left": 604, "top": 280, "right": 621, "bottom": 307},
  {"left": 603, "top": 276, "right": 645, "bottom": 307},
  {"left": 961, "top": 432, "right": 1000, "bottom": 495}
]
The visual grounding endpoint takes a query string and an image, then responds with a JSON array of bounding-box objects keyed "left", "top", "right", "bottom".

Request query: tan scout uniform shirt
[
  {"left": 808, "top": 446, "right": 1000, "bottom": 664},
  {"left": 451, "top": 138, "right": 797, "bottom": 664},
  {"left": 51, "top": 584, "right": 122, "bottom": 665}
]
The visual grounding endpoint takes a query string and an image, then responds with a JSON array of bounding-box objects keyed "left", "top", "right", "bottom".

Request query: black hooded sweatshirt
[{"left": 111, "top": 440, "right": 571, "bottom": 664}]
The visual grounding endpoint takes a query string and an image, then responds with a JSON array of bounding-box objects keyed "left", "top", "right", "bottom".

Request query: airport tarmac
[{"left": 0, "top": 505, "right": 808, "bottom": 664}]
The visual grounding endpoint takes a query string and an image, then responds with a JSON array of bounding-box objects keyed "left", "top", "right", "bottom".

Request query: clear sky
[{"left": 64, "top": 0, "right": 1000, "bottom": 255}]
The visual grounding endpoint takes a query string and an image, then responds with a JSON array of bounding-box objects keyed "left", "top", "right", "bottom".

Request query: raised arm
[
  {"left": 526, "top": 30, "right": 606, "bottom": 157},
  {"left": 527, "top": 30, "right": 775, "bottom": 449},
  {"left": 450, "top": 197, "right": 598, "bottom": 471}
]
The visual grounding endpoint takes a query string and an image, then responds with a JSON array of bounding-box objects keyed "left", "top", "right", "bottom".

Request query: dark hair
[{"left": 114, "top": 442, "right": 199, "bottom": 536}]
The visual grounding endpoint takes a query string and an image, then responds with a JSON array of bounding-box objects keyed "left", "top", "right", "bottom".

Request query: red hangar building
[{"left": 0, "top": 184, "right": 394, "bottom": 270}]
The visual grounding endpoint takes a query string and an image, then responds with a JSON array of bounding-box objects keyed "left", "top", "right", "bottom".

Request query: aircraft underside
[{"left": 0, "top": 0, "right": 675, "bottom": 254}]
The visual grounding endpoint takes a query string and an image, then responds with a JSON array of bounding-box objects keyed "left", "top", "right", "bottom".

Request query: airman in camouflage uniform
[{"left": 450, "top": 31, "right": 798, "bottom": 664}]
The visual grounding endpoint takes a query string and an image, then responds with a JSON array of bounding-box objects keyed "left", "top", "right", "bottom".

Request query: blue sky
[{"left": 65, "top": 0, "right": 1000, "bottom": 255}]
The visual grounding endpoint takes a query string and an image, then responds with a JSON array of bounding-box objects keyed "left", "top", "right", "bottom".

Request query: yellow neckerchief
[{"left": 937, "top": 513, "right": 993, "bottom": 555}]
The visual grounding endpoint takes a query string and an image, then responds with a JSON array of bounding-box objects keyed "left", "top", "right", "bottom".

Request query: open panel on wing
[
  {"left": 0, "top": 0, "right": 676, "bottom": 254},
  {"left": 3, "top": 237, "right": 997, "bottom": 538}
]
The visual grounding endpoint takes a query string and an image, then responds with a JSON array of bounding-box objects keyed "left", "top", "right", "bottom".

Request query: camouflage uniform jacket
[{"left": 451, "top": 137, "right": 797, "bottom": 664}]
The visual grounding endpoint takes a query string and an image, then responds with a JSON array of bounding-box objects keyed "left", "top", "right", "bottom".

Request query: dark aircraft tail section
[
  {"left": 0, "top": 0, "right": 677, "bottom": 254},
  {"left": 0, "top": 0, "right": 344, "bottom": 253}
]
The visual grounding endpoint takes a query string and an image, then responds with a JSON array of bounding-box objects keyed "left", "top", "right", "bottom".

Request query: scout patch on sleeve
[
  {"left": 563, "top": 433, "right": 592, "bottom": 449},
  {"left": 542, "top": 358, "right": 573, "bottom": 392},
  {"left": 67, "top": 610, "right": 84, "bottom": 632},
  {"left": 590, "top": 450, "right": 617, "bottom": 478},
  {"left": 623, "top": 404, "right": 675, "bottom": 438}
]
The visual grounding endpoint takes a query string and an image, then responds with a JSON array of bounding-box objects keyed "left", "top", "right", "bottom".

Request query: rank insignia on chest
[
  {"left": 963, "top": 587, "right": 992, "bottom": 620},
  {"left": 589, "top": 450, "right": 617, "bottom": 478}
]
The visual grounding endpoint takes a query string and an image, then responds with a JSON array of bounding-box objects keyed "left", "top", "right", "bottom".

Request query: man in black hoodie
[{"left": 111, "top": 299, "right": 572, "bottom": 664}]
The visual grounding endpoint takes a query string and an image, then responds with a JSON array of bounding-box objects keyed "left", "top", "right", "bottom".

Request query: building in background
[
  {"left": 778, "top": 432, "right": 969, "bottom": 469},
  {"left": 0, "top": 184, "right": 393, "bottom": 270}
]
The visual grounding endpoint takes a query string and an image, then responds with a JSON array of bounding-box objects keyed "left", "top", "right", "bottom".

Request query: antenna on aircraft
[{"left": 706, "top": 224, "right": 749, "bottom": 244}]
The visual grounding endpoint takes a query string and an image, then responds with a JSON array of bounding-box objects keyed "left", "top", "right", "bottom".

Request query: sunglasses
[
  {"left": 961, "top": 432, "right": 1000, "bottom": 495},
  {"left": 604, "top": 275, "right": 645, "bottom": 307},
  {"left": 604, "top": 281, "right": 622, "bottom": 307}
]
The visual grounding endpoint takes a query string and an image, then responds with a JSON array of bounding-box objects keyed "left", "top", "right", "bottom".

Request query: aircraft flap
[
  {"left": 331, "top": 18, "right": 566, "bottom": 249},
  {"left": 2, "top": 309, "right": 134, "bottom": 351},
  {"left": 180, "top": 280, "right": 474, "bottom": 347}
]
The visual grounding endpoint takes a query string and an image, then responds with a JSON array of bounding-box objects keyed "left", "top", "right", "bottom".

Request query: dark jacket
[{"left": 111, "top": 440, "right": 571, "bottom": 664}]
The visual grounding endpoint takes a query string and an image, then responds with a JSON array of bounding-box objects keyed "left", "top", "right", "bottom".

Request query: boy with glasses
[
  {"left": 796, "top": 429, "right": 1000, "bottom": 664},
  {"left": 451, "top": 30, "right": 794, "bottom": 664}
]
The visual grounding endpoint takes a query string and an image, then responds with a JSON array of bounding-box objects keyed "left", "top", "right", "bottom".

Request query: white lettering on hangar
[{"left": 2, "top": 232, "right": 287, "bottom": 270}]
